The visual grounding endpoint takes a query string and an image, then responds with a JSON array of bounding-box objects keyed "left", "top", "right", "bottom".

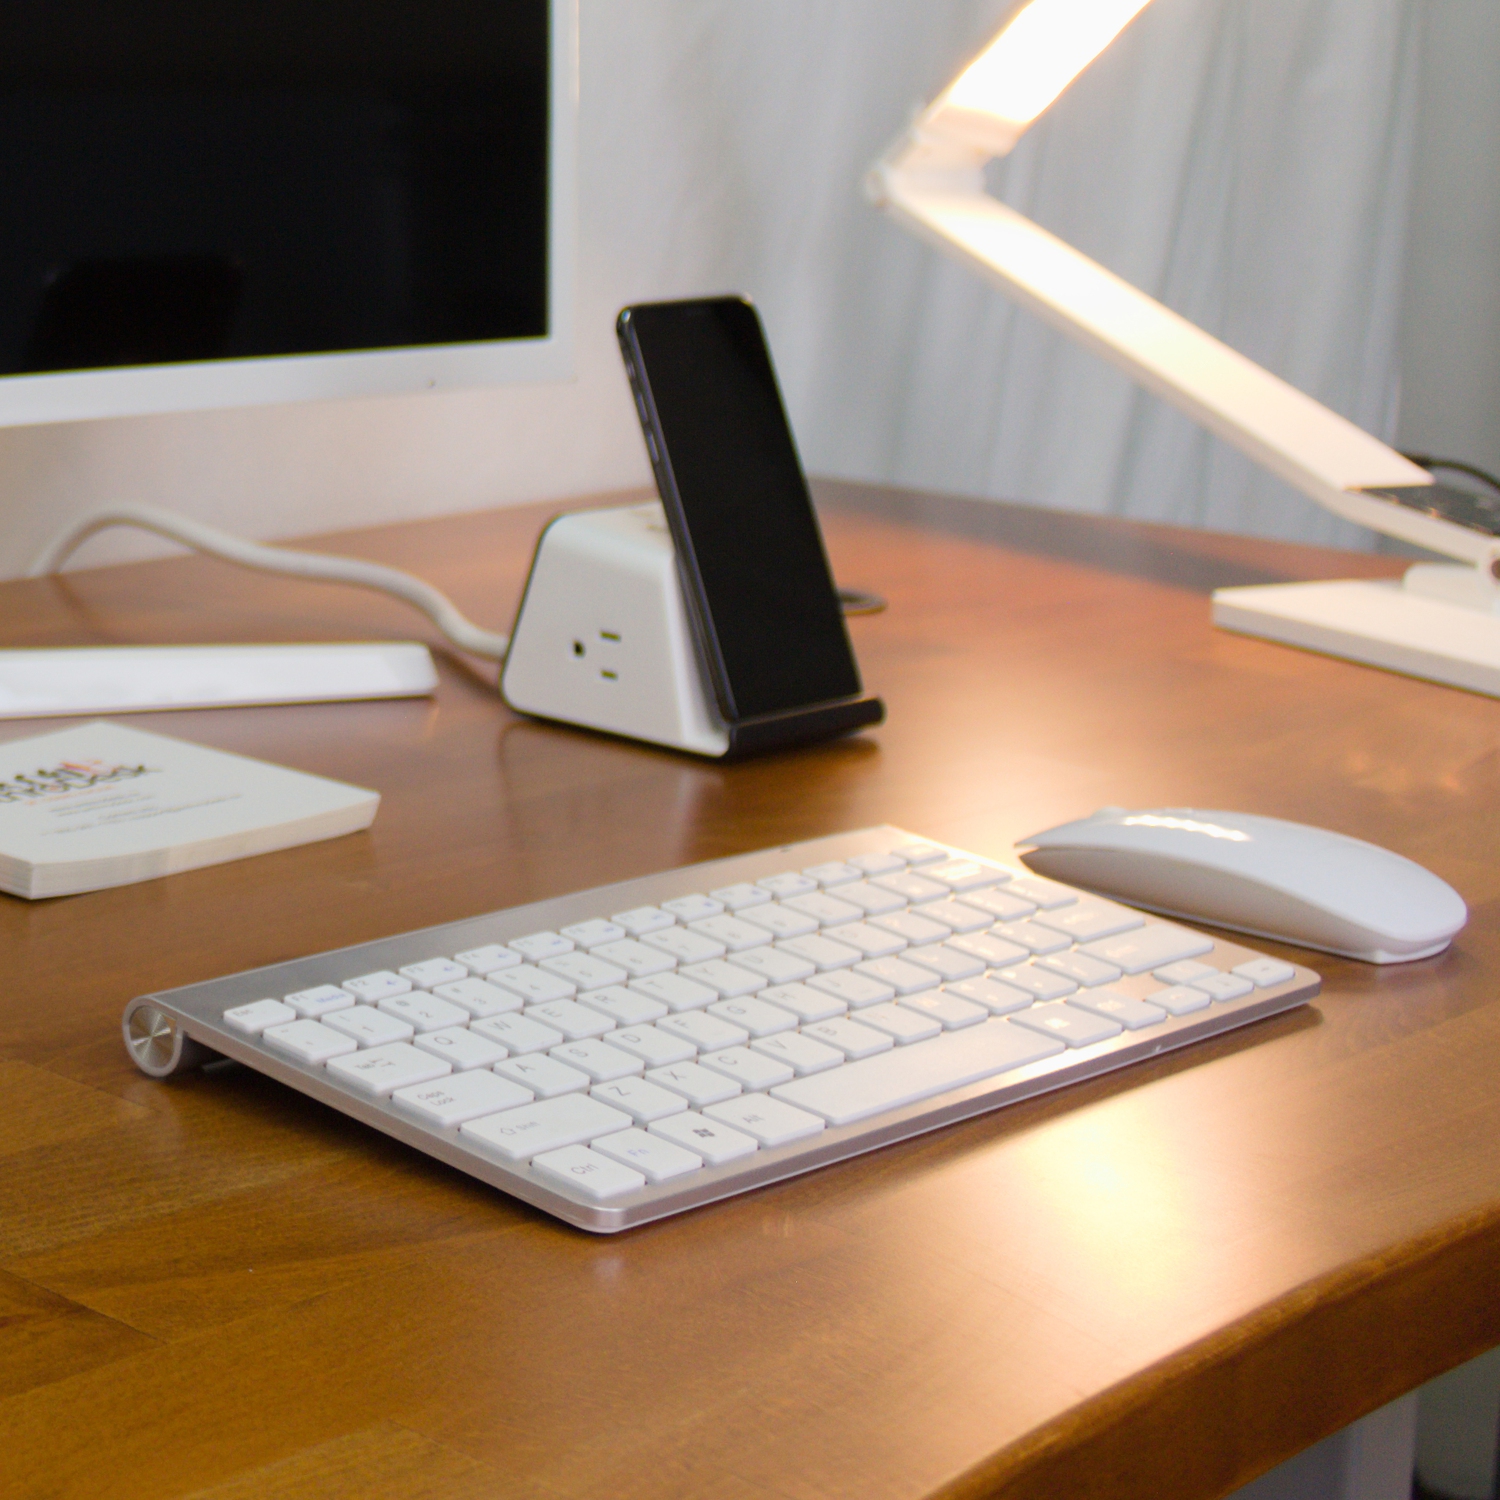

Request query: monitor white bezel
[{"left": 0, "top": 0, "right": 577, "bottom": 430}]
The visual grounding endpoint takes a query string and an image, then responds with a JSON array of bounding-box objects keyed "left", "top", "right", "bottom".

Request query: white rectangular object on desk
[
  {"left": 0, "top": 720, "right": 378, "bottom": 898},
  {"left": 0, "top": 642, "right": 437, "bottom": 719}
]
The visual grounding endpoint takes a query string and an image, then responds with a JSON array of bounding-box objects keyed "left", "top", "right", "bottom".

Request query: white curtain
[{"left": 642, "top": 0, "right": 1421, "bottom": 549}]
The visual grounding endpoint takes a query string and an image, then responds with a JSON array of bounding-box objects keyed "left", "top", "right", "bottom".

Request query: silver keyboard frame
[{"left": 124, "top": 827, "right": 1320, "bottom": 1232}]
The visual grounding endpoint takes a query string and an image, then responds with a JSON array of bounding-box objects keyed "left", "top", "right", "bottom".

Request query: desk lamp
[{"left": 867, "top": 0, "right": 1500, "bottom": 697}]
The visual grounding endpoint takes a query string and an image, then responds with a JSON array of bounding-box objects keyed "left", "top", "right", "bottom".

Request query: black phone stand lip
[{"left": 721, "top": 695, "right": 885, "bottom": 760}]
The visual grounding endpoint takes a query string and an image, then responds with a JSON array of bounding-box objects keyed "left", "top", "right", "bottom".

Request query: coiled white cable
[{"left": 28, "top": 504, "right": 510, "bottom": 661}]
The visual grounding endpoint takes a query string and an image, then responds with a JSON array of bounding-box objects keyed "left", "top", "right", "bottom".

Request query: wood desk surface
[{"left": 1, "top": 481, "right": 1496, "bottom": 1500}]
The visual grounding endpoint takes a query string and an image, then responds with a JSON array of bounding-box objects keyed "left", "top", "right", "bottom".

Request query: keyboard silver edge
[{"left": 126, "top": 826, "right": 1321, "bottom": 1234}]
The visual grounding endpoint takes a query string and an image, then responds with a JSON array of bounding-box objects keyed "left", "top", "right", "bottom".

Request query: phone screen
[{"left": 617, "top": 298, "right": 862, "bottom": 722}]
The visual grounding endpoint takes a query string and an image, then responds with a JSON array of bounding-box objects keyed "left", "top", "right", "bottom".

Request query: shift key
[{"left": 460, "top": 1094, "right": 631, "bottom": 1161}]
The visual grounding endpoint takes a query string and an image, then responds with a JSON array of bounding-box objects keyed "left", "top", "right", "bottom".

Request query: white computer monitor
[{"left": 0, "top": 0, "right": 575, "bottom": 430}]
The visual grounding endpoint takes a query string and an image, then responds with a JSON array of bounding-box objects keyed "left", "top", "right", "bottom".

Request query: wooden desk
[{"left": 1, "top": 482, "right": 1496, "bottom": 1500}]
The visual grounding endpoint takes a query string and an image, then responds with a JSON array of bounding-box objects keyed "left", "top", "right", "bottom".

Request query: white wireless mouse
[{"left": 1017, "top": 807, "right": 1467, "bottom": 964}]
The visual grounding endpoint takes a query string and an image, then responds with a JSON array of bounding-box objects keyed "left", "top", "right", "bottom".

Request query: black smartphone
[{"left": 616, "top": 296, "right": 867, "bottom": 726}]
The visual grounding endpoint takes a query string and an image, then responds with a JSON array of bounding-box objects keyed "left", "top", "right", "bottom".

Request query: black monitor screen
[{"left": 0, "top": 1, "right": 549, "bottom": 375}]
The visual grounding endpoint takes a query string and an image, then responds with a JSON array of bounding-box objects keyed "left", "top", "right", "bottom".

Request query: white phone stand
[{"left": 501, "top": 503, "right": 882, "bottom": 757}]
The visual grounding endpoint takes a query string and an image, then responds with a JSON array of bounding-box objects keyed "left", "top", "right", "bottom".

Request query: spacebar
[{"left": 770, "top": 1020, "right": 1066, "bottom": 1127}]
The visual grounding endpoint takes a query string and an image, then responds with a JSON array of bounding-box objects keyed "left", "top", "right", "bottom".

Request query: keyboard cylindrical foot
[{"left": 122, "top": 999, "right": 216, "bottom": 1078}]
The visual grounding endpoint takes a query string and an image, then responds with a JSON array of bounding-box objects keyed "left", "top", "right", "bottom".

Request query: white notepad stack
[{"left": 0, "top": 721, "right": 378, "bottom": 898}]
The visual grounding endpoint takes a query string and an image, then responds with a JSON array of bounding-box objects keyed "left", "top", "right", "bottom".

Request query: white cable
[{"left": 27, "top": 504, "right": 510, "bottom": 661}]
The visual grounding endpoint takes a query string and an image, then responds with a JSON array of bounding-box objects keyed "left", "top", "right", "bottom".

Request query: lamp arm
[{"left": 868, "top": 141, "right": 1498, "bottom": 571}]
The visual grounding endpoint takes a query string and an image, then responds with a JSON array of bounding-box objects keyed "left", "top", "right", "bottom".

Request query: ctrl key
[{"left": 532, "top": 1146, "right": 646, "bottom": 1201}]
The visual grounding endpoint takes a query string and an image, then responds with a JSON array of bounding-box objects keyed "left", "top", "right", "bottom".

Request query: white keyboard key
[
  {"left": 525, "top": 999, "right": 615, "bottom": 1040},
  {"left": 1036, "top": 951, "right": 1124, "bottom": 987},
  {"left": 549, "top": 1038, "right": 643, "bottom": 1083},
  {"left": 677, "top": 959, "right": 765, "bottom": 999},
  {"left": 577, "top": 986, "right": 669, "bottom": 1026},
  {"left": 922, "top": 858, "right": 1006, "bottom": 892},
  {"left": 736, "top": 904, "right": 819, "bottom": 940},
  {"left": 776, "top": 934, "right": 862, "bottom": 971},
  {"left": 800, "top": 1017, "right": 894, "bottom": 1059},
  {"left": 539, "top": 952, "right": 629, "bottom": 991},
  {"left": 658, "top": 1011, "right": 750, "bottom": 1051},
  {"left": 857, "top": 1002, "right": 942, "bottom": 1044},
  {"left": 891, "top": 841, "right": 946, "bottom": 865},
  {"left": 1078, "top": 922, "right": 1213, "bottom": 974},
  {"left": 709, "top": 882, "right": 772, "bottom": 910},
  {"left": 223, "top": 999, "right": 295, "bottom": 1035},
  {"left": 901, "top": 944, "right": 985, "bottom": 981},
  {"left": 494, "top": 1053, "right": 591, "bottom": 1097},
  {"left": 897, "top": 991, "right": 987, "bottom": 1030},
  {"left": 1009, "top": 1003, "right": 1124, "bottom": 1048},
  {"left": 324, "top": 1006, "right": 414, "bottom": 1047},
  {"left": 772, "top": 1020, "right": 1065, "bottom": 1126},
  {"left": 947, "top": 932, "right": 1031, "bottom": 968},
  {"left": 590, "top": 1076, "right": 688, "bottom": 1124},
  {"left": 704, "top": 1095, "right": 825, "bottom": 1147},
  {"left": 822, "top": 921, "right": 907, "bottom": 959},
  {"left": 992, "top": 920, "right": 1071, "bottom": 955},
  {"left": 263, "top": 1018, "right": 359, "bottom": 1064},
  {"left": 430, "top": 977, "right": 522, "bottom": 1019},
  {"left": 629, "top": 973, "right": 719, "bottom": 1012},
  {"left": 1154, "top": 958, "right": 1219, "bottom": 985},
  {"left": 560, "top": 919, "right": 628, "bottom": 948},
  {"left": 871, "top": 871, "right": 948, "bottom": 903},
  {"left": 730, "top": 945, "right": 816, "bottom": 985},
  {"left": 509, "top": 931, "right": 574, "bottom": 962},
  {"left": 1004, "top": 875, "right": 1078, "bottom": 909},
  {"left": 1067, "top": 988, "right": 1169, "bottom": 1031},
  {"left": 807, "top": 971, "right": 896, "bottom": 1008},
  {"left": 781, "top": 891, "right": 865, "bottom": 927},
  {"left": 646, "top": 1062, "right": 742, "bottom": 1108},
  {"left": 392, "top": 1070, "right": 533, "bottom": 1127},
  {"left": 379, "top": 992, "right": 470, "bottom": 1033},
  {"left": 697, "top": 1047, "right": 795, "bottom": 1091},
  {"left": 802, "top": 861, "right": 863, "bottom": 888},
  {"left": 454, "top": 944, "right": 523, "bottom": 975},
  {"left": 991, "top": 964, "right": 1077, "bottom": 1000},
  {"left": 757, "top": 982, "right": 849, "bottom": 1023},
  {"left": 341, "top": 971, "right": 413, "bottom": 1003},
  {"left": 327, "top": 1042, "right": 451, "bottom": 1097},
  {"left": 611, "top": 905, "right": 677, "bottom": 936},
  {"left": 590, "top": 939, "right": 676, "bottom": 978},
  {"left": 471, "top": 1012, "right": 564, "bottom": 1055},
  {"left": 959, "top": 888, "right": 1038, "bottom": 923},
  {"left": 687, "top": 914, "right": 775, "bottom": 951},
  {"left": 1233, "top": 958, "right": 1297, "bottom": 988},
  {"left": 640, "top": 928, "right": 727, "bottom": 964},
  {"left": 284, "top": 984, "right": 356, "bottom": 1020},
  {"left": 412, "top": 1026, "right": 509, "bottom": 1071},
  {"left": 749, "top": 1031, "right": 844, "bottom": 1076},
  {"left": 945, "top": 976, "right": 1034, "bottom": 1015},
  {"left": 853, "top": 957, "right": 940, "bottom": 995},
  {"left": 650, "top": 1111, "right": 758, "bottom": 1164},
  {"left": 532, "top": 1146, "right": 645, "bottom": 1199},
  {"left": 592, "top": 1128, "right": 703, "bottom": 1183},
  {"left": 707, "top": 997, "right": 798, "bottom": 1037},
  {"left": 910, "top": 899, "right": 993, "bottom": 934},
  {"left": 832, "top": 880, "right": 906, "bottom": 915},
  {"left": 661, "top": 893, "right": 724, "bottom": 921},
  {"left": 1191, "top": 972, "right": 1255, "bottom": 1002},
  {"left": 491, "top": 966, "right": 578, "bottom": 1005},
  {"left": 605, "top": 1024, "right": 697, "bottom": 1067},
  {"left": 869, "top": 910, "right": 950, "bottom": 945},
  {"left": 1145, "top": 984, "right": 1213, "bottom": 1016},
  {"left": 757, "top": 871, "right": 819, "bottom": 898},
  {"left": 1033, "top": 900, "right": 1145, "bottom": 943},
  {"left": 848, "top": 850, "right": 906, "bottom": 876},
  {"left": 400, "top": 958, "right": 469, "bottom": 989}
]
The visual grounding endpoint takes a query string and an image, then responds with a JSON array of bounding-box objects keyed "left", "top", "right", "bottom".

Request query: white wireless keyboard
[{"left": 123, "top": 827, "right": 1319, "bottom": 1232}]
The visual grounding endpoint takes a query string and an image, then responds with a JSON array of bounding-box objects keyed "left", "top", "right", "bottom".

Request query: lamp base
[{"left": 1211, "top": 571, "right": 1500, "bottom": 698}]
